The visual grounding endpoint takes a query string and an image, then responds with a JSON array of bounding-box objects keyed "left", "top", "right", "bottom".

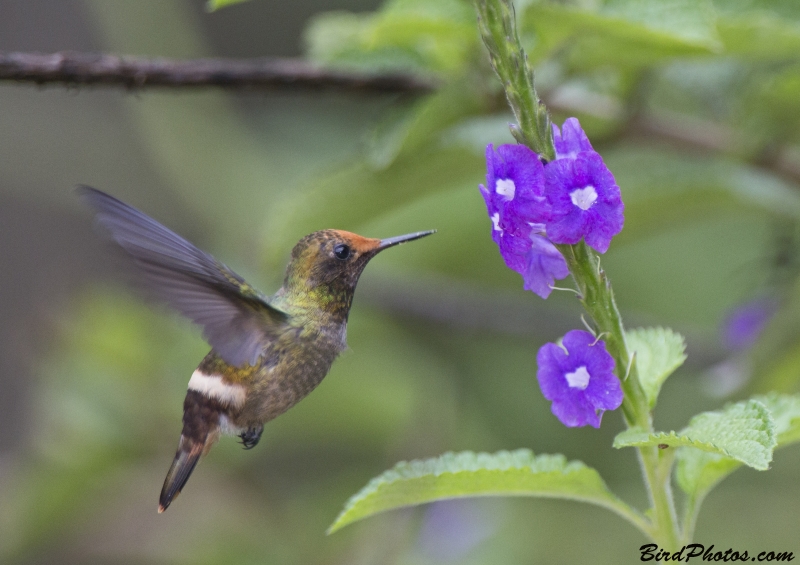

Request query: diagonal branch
[{"left": 0, "top": 51, "right": 438, "bottom": 94}]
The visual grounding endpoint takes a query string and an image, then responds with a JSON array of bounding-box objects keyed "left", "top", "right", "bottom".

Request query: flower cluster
[
  {"left": 480, "top": 119, "right": 626, "bottom": 427},
  {"left": 479, "top": 144, "right": 568, "bottom": 298},
  {"left": 536, "top": 330, "right": 623, "bottom": 428},
  {"left": 479, "top": 118, "right": 624, "bottom": 297}
]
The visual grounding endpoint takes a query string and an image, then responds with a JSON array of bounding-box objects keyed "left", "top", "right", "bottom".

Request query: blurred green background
[{"left": 2, "top": 0, "right": 800, "bottom": 563}]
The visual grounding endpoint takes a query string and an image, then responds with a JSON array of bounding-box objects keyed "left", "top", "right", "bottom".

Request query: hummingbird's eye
[{"left": 333, "top": 243, "right": 351, "bottom": 260}]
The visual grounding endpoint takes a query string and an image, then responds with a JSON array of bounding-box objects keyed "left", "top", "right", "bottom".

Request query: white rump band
[{"left": 188, "top": 370, "right": 246, "bottom": 408}]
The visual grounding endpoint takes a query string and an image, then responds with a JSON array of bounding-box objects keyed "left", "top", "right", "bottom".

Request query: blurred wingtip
[{"left": 75, "top": 184, "right": 102, "bottom": 201}]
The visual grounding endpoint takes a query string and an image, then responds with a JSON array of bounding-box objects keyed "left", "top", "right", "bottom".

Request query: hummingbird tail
[
  {"left": 158, "top": 439, "right": 204, "bottom": 513},
  {"left": 158, "top": 390, "right": 223, "bottom": 513}
]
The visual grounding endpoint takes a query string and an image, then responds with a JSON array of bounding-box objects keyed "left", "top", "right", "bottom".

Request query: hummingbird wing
[{"left": 79, "top": 186, "right": 289, "bottom": 367}]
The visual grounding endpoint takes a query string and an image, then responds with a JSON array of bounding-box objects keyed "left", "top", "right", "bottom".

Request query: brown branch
[
  {"left": 5, "top": 51, "right": 800, "bottom": 183},
  {"left": 3, "top": 50, "right": 798, "bottom": 186},
  {"left": 0, "top": 51, "right": 438, "bottom": 94}
]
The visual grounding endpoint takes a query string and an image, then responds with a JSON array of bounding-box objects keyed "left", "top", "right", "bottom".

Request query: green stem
[
  {"left": 556, "top": 242, "right": 648, "bottom": 428},
  {"left": 642, "top": 448, "right": 681, "bottom": 548},
  {"left": 475, "top": 0, "right": 554, "bottom": 160},
  {"left": 681, "top": 490, "right": 705, "bottom": 545}
]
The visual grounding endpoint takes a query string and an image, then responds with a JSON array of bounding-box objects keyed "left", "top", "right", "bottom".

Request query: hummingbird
[{"left": 79, "top": 187, "right": 434, "bottom": 513}]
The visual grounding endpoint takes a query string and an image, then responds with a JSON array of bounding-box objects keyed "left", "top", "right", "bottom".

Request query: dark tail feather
[
  {"left": 158, "top": 437, "right": 204, "bottom": 513},
  {"left": 159, "top": 389, "right": 224, "bottom": 512}
]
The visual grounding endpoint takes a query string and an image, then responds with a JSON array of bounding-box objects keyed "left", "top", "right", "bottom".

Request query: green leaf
[
  {"left": 631, "top": 398, "right": 782, "bottom": 534},
  {"left": 614, "top": 399, "right": 776, "bottom": 470},
  {"left": 754, "top": 392, "right": 800, "bottom": 447},
  {"left": 601, "top": 0, "right": 718, "bottom": 45},
  {"left": 521, "top": 0, "right": 720, "bottom": 69},
  {"left": 304, "top": 0, "right": 477, "bottom": 74},
  {"left": 676, "top": 394, "right": 800, "bottom": 501},
  {"left": 676, "top": 450, "right": 741, "bottom": 502},
  {"left": 717, "top": 13, "right": 800, "bottom": 60},
  {"left": 626, "top": 327, "right": 686, "bottom": 408},
  {"left": 328, "top": 449, "right": 645, "bottom": 534}
]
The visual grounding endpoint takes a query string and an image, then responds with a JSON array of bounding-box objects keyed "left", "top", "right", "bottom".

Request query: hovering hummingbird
[{"left": 79, "top": 187, "right": 435, "bottom": 513}]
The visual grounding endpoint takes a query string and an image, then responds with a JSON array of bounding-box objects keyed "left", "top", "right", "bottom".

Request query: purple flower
[
  {"left": 543, "top": 151, "right": 624, "bottom": 254},
  {"left": 552, "top": 117, "right": 594, "bottom": 160},
  {"left": 536, "top": 330, "right": 623, "bottom": 428},
  {"left": 522, "top": 233, "right": 570, "bottom": 298},
  {"left": 480, "top": 144, "right": 568, "bottom": 298},
  {"left": 480, "top": 143, "right": 550, "bottom": 235},
  {"left": 722, "top": 297, "right": 778, "bottom": 351}
]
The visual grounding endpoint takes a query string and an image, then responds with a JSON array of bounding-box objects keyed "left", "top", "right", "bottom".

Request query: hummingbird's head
[{"left": 282, "top": 229, "right": 435, "bottom": 314}]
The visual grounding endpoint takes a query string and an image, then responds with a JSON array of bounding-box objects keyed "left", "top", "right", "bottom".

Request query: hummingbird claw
[{"left": 239, "top": 426, "right": 263, "bottom": 450}]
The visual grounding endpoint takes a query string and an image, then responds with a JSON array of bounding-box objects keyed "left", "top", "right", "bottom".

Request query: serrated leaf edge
[
  {"left": 625, "top": 326, "right": 687, "bottom": 407},
  {"left": 613, "top": 400, "right": 776, "bottom": 470},
  {"left": 328, "top": 449, "right": 642, "bottom": 534}
]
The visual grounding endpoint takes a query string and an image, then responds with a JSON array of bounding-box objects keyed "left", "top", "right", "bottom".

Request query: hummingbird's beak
[{"left": 376, "top": 230, "right": 436, "bottom": 252}]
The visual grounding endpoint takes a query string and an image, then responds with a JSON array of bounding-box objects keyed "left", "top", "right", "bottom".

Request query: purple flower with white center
[
  {"left": 480, "top": 144, "right": 568, "bottom": 298},
  {"left": 480, "top": 144, "right": 551, "bottom": 235},
  {"left": 543, "top": 151, "right": 624, "bottom": 254},
  {"left": 536, "top": 330, "right": 623, "bottom": 428},
  {"left": 552, "top": 117, "right": 594, "bottom": 160}
]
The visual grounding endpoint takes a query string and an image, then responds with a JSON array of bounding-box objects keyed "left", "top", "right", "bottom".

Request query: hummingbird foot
[{"left": 239, "top": 425, "right": 263, "bottom": 450}]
